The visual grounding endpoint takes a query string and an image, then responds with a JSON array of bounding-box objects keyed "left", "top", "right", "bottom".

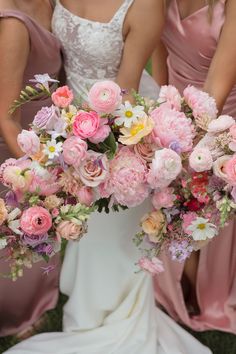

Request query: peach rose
[
  {"left": 141, "top": 210, "right": 166, "bottom": 243},
  {"left": 52, "top": 86, "right": 74, "bottom": 108},
  {"left": 56, "top": 220, "right": 84, "bottom": 241},
  {"left": 0, "top": 198, "right": 8, "bottom": 225}
]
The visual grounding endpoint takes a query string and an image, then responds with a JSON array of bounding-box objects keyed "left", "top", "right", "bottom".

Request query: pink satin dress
[
  {"left": 0, "top": 10, "right": 62, "bottom": 336},
  {"left": 154, "top": 0, "right": 236, "bottom": 333}
]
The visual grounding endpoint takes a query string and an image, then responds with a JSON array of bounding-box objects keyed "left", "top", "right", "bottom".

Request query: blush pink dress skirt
[
  {"left": 153, "top": 0, "right": 236, "bottom": 334},
  {"left": 0, "top": 9, "right": 62, "bottom": 336}
]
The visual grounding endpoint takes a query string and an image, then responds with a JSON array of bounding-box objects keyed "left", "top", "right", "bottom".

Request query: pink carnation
[
  {"left": 20, "top": 206, "right": 52, "bottom": 235},
  {"left": 189, "top": 148, "right": 213, "bottom": 172},
  {"left": 77, "top": 151, "right": 109, "bottom": 187},
  {"left": 63, "top": 136, "right": 88, "bottom": 168},
  {"left": 138, "top": 257, "right": 164, "bottom": 276},
  {"left": 17, "top": 130, "right": 40, "bottom": 156},
  {"left": 88, "top": 81, "right": 122, "bottom": 114},
  {"left": 157, "top": 85, "right": 182, "bottom": 111},
  {"left": 51, "top": 86, "right": 74, "bottom": 108},
  {"left": 182, "top": 212, "right": 198, "bottom": 235},
  {"left": 150, "top": 105, "right": 194, "bottom": 152},
  {"left": 152, "top": 187, "right": 176, "bottom": 210},
  {"left": 103, "top": 147, "right": 148, "bottom": 207},
  {"left": 89, "top": 118, "right": 111, "bottom": 144},
  {"left": 147, "top": 148, "right": 182, "bottom": 189},
  {"left": 73, "top": 111, "right": 100, "bottom": 139},
  {"left": 224, "top": 155, "right": 236, "bottom": 185},
  {"left": 183, "top": 86, "right": 218, "bottom": 121}
]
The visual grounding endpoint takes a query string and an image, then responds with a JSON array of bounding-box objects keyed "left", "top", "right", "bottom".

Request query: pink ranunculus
[
  {"left": 104, "top": 147, "right": 148, "bottom": 207},
  {"left": 20, "top": 206, "right": 52, "bottom": 235},
  {"left": 147, "top": 148, "right": 182, "bottom": 189},
  {"left": 230, "top": 124, "right": 236, "bottom": 140},
  {"left": 56, "top": 220, "right": 84, "bottom": 241},
  {"left": 17, "top": 130, "right": 40, "bottom": 156},
  {"left": 63, "top": 136, "right": 88, "bottom": 168},
  {"left": 182, "top": 212, "right": 198, "bottom": 235},
  {"left": 32, "top": 105, "right": 60, "bottom": 130},
  {"left": 77, "top": 186, "right": 94, "bottom": 206},
  {"left": 150, "top": 105, "right": 194, "bottom": 152},
  {"left": 208, "top": 115, "right": 235, "bottom": 134},
  {"left": 152, "top": 187, "right": 176, "bottom": 210},
  {"left": 51, "top": 86, "right": 74, "bottom": 108},
  {"left": 77, "top": 151, "right": 109, "bottom": 187},
  {"left": 138, "top": 257, "right": 164, "bottom": 276},
  {"left": 189, "top": 147, "right": 213, "bottom": 172},
  {"left": 224, "top": 155, "right": 236, "bottom": 185},
  {"left": 88, "top": 80, "right": 122, "bottom": 114},
  {"left": 73, "top": 111, "right": 100, "bottom": 139},
  {"left": 89, "top": 118, "right": 111, "bottom": 144},
  {"left": 157, "top": 85, "right": 182, "bottom": 111},
  {"left": 183, "top": 85, "right": 218, "bottom": 121}
]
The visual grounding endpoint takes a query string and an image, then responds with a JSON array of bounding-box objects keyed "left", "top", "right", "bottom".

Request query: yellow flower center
[
  {"left": 49, "top": 146, "right": 56, "bottom": 153},
  {"left": 130, "top": 123, "right": 144, "bottom": 136},
  {"left": 125, "top": 110, "right": 133, "bottom": 118},
  {"left": 66, "top": 112, "right": 74, "bottom": 120},
  {"left": 197, "top": 223, "right": 206, "bottom": 230}
]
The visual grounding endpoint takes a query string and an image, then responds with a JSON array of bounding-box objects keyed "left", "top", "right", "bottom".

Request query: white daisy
[
  {"left": 0, "top": 238, "right": 7, "bottom": 250},
  {"left": 115, "top": 101, "right": 146, "bottom": 128},
  {"left": 187, "top": 217, "right": 217, "bottom": 241},
  {"left": 43, "top": 139, "right": 63, "bottom": 159}
]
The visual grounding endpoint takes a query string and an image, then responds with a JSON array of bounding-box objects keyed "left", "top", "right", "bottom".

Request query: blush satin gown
[
  {"left": 0, "top": 8, "right": 61, "bottom": 336},
  {"left": 154, "top": 0, "right": 236, "bottom": 334}
]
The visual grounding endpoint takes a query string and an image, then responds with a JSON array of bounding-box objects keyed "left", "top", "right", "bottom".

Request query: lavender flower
[
  {"left": 34, "top": 243, "right": 53, "bottom": 256},
  {"left": 169, "top": 240, "right": 193, "bottom": 262},
  {"left": 169, "top": 141, "right": 182, "bottom": 154},
  {"left": 30, "top": 74, "right": 59, "bottom": 91},
  {"left": 21, "top": 233, "right": 48, "bottom": 247}
]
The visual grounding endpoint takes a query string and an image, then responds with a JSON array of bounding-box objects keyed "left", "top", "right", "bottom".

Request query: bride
[{"left": 5, "top": 0, "right": 212, "bottom": 353}]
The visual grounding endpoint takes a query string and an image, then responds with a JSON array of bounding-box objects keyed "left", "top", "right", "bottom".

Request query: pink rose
[
  {"left": 213, "top": 155, "right": 232, "bottom": 182},
  {"left": 51, "top": 86, "right": 74, "bottom": 108},
  {"left": 73, "top": 111, "right": 100, "bottom": 139},
  {"left": 77, "top": 151, "right": 109, "bottom": 187},
  {"left": 189, "top": 148, "right": 213, "bottom": 172},
  {"left": 152, "top": 187, "right": 176, "bottom": 210},
  {"left": 133, "top": 141, "right": 155, "bottom": 163},
  {"left": 230, "top": 124, "right": 236, "bottom": 140},
  {"left": 224, "top": 155, "right": 236, "bottom": 185},
  {"left": 157, "top": 85, "right": 182, "bottom": 111},
  {"left": 77, "top": 186, "right": 94, "bottom": 206},
  {"left": 17, "top": 130, "right": 40, "bottom": 156},
  {"left": 138, "top": 257, "right": 164, "bottom": 276},
  {"left": 89, "top": 118, "right": 111, "bottom": 144},
  {"left": 56, "top": 220, "right": 84, "bottom": 241},
  {"left": 182, "top": 212, "right": 198, "bottom": 235},
  {"left": 63, "top": 136, "right": 88, "bottom": 168},
  {"left": 88, "top": 80, "right": 122, "bottom": 114},
  {"left": 208, "top": 115, "right": 235, "bottom": 134},
  {"left": 20, "top": 206, "right": 52, "bottom": 235}
]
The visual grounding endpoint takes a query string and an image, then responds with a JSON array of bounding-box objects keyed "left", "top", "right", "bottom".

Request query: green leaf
[{"left": 94, "top": 198, "right": 110, "bottom": 214}]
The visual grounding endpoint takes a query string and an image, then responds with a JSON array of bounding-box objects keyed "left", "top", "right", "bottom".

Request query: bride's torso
[{"left": 52, "top": 0, "right": 134, "bottom": 98}]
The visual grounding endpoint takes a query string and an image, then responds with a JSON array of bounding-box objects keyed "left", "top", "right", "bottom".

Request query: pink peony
[
  {"left": 59, "top": 169, "right": 83, "bottom": 197},
  {"left": 152, "top": 187, "right": 176, "bottom": 210},
  {"left": 189, "top": 148, "right": 213, "bottom": 172},
  {"left": 29, "top": 172, "right": 60, "bottom": 196},
  {"left": 208, "top": 115, "right": 235, "bottom": 134},
  {"left": 63, "top": 136, "right": 88, "bottom": 168},
  {"left": 224, "top": 155, "right": 236, "bottom": 185},
  {"left": 157, "top": 85, "right": 182, "bottom": 111},
  {"left": 89, "top": 118, "right": 111, "bottom": 144},
  {"left": 33, "top": 105, "right": 60, "bottom": 130},
  {"left": 138, "top": 257, "right": 164, "bottom": 276},
  {"left": 77, "top": 151, "right": 109, "bottom": 187},
  {"left": 77, "top": 186, "right": 94, "bottom": 206},
  {"left": 17, "top": 130, "right": 40, "bottom": 156},
  {"left": 147, "top": 148, "right": 182, "bottom": 189},
  {"left": 73, "top": 111, "right": 100, "bottom": 139},
  {"left": 56, "top": 220, "right": 84, "bottom": 241},
  {"left": 182, "top": 212, "right": 198, "bottom": 235},
  {"left": 183, "top": 86, "right": 218, "bottom": 121},
  {"left": 88, "top": 80, "right": 122, "bottom": 114},
  {"left": 150, "top": 105, "right": 194, "bottom": 152},
  {"left": 102, "top": 147, "right": 148, "bottom": 207},
  {"left": 51, "top": 86, "right": 74, "bottom": 108},
  {"left": 20, "top": 206, "right": 52, "bottom": 235}
]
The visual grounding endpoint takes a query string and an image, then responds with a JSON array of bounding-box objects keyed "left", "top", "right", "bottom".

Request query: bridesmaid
[
  {"left": 0, "top": 0, "right": 62, "bottom": 337},
  {"left": 152, "top": 0, "right": 236, "bottom": 333}
]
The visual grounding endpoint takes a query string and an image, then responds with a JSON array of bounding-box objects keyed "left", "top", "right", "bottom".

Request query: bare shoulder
[
  {"left": 128, "top": 0, "right": 165, "bottom": 29},
  {"left": 0, "top": 0, "right": 16, "bottom": 10},
  {"left": 131, "top": 0, "right": 164, "bottom": 15},
  {"left": 225, "top": 0, "right": 236, "bottom": 17}
]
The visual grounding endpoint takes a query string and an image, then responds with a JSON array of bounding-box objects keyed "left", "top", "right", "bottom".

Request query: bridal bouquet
[{"left": 134, "top": 85, "right": 236, "bottom": 274}]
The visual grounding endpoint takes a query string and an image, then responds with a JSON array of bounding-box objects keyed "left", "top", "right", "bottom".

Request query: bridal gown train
[{"left": 4, "top": 1, "right": 211, "bottom": 353}]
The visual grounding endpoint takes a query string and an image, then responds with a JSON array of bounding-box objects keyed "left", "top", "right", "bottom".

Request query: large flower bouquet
[{"left": 134, "top": 85, "right": 236, "bottom": 275}]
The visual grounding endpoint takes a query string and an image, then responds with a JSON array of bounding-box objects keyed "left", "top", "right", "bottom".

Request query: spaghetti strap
[{"left": 111, "top": 0, "right": 135, "bottom": 25}]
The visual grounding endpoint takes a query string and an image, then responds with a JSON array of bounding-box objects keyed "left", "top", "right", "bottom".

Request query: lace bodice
[{"left": 52, "top": 0, "right": 134, "bottom": 98}]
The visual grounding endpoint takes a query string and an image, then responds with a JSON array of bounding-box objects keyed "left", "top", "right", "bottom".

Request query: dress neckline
[
  {"left": 174, "top": 0, "right": 208, "bottom": 22},
  {"left": 57, "top": 0, "right": 129, "bottom": 25}
]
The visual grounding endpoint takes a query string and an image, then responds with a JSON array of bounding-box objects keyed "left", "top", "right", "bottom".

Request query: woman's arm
[
  {"left": 116, "top": 0, "right": 165, "bottom": 99},
  {"left": 203, "top": 0, "right": 236, "bottom": 113},
  {"left": 0, "top": 17, "right": 30, "bottom": 158},
  {"left": 151, "top": 40, "right": 168, "bottom": 86}
]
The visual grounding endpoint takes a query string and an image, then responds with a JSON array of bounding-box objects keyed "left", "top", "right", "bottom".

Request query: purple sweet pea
[
  {"left": 169, "top": 141, "right": 182, "bottom": 154},
  {"left": 21, "top": 233, "right": 48, "bottom": 247},
  {"left": 34, "top": 243, "right": 53, "bottom": 256}
]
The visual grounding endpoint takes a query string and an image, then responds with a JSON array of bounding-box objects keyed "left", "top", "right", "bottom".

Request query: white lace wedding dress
[{"left": 4, "top": 1, "right": 212, "bottom": 353}]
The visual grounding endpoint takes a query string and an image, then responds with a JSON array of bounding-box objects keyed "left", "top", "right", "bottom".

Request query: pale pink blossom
[
  {"left": 62, "top": 136, "right": 88, "bottom": 168},
  {"left": 147, "top": 149, "right": 182, "bottom": 189},
  {"left": 208, "top": 115, "right": 235, "bottom": 134},
  {"left": 29, "top": 173, "right": 60, "bottom": 196},
  {"left": 51, "top": 85, "right": 74, "bottom": 108},
  {"left": 213, "top": 155, "right": 232, "bottom": 182},
  {"left": 77, "top": 151, "right": 109, "bottom": 187},
  {"left": 88, "top": 80, "right": 122, "bottom": 114},
  {"left": 150, "top": 105, "right": 194, "bottom": 152},
  {"left": 138, "top": 257, "right": 164, "bottom": 276},
  {"left": 224, "top": 155, "right": 236, "bottom": 185},
  {"left": 189, "top": 148, "right": 213, "bottom": 172},
  {"left": 152, "top": 187, "right": 176, "bottom": 210},
  {"left": 157, "top": 85, "right": 182, "bottom": 111},
  {"left": 17, "top": 130, "right": 40, "bottom": 156},
  {"left": 77, "top": 186, "right": 94, "bottom": 206},
  {"left": 89, "top": 118, "right": 111, "bottom": 144},
  {"left": 182, "top": 212, "right": 198, "bottom": 235},
  {"left": 3, "top": 166, "right": 33, "bottom": 192},
  {"left": 56, "top": 220, "right": 84, "bottom": 241},
  {"left": 73, "top": 111, "right": 100, "bottom": 139},
  {"left": 20, "top": 206, "right": 52, "bottom": 235}
]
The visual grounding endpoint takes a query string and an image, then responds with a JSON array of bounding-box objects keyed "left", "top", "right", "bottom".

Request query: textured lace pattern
[{"left": 52, "top": 0, "right": 134, "bottom": 97}]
